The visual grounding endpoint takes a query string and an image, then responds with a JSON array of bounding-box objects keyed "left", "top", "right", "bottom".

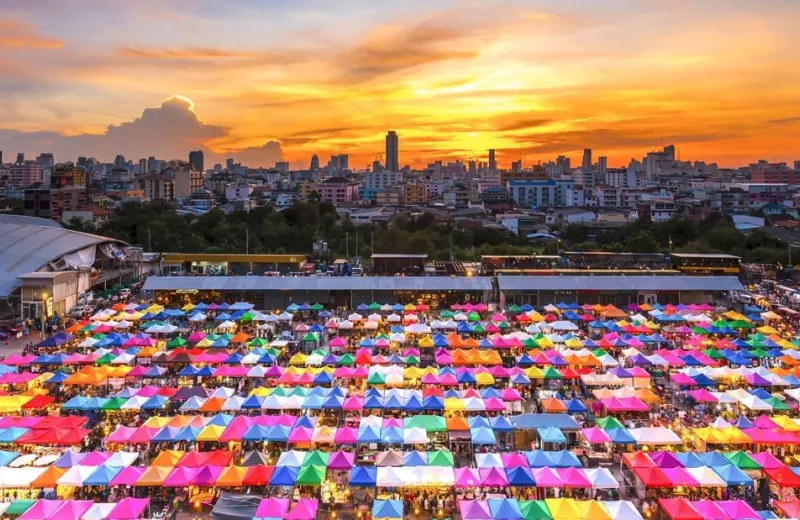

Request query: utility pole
[{"left": 345, "top": 232, "right": 349, "bottom": 260}]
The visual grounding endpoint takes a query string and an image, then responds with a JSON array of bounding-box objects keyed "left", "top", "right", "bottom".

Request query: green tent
[
  {"left": 367, "top": 372, "right": 386, "bottom": 385},
  {"left": 301, "top": 333, "right": 318, "bottom": 343},
  {"left": 427, "top": 450, "right": 454, "bottom": 467},
  {"left": 295, "top": 465, "right": 326, "bottom": 485},
  {"left": 271, "top": 387, "right": 290, "bottom": 397},
  {"left": 310, "top": 303, "right": 324, "bottom": 311},
  {"left": 722, "top": 450, "right": 762, "bottom": 470},
  {"left": 403, "top": 355, "right": 420, "bottom": 365},
  {"left": 702, "top": 348, "right": 724, "bottom": 360},
  {"left": 206, "top": 333, "right": 221, "bottom": 341},
  {"left": 95, "top": 353, "right": 115, "bottom": 365},
  {"left": 749, "top": 348, "right": 769, "bottom": 358},
  {"left": 219, "top": 333, "right": 234, "bottom": 341},
  {"left": 467, "top": 312, "right": 481, "bottom": 322},
  {"left": 765, "top": 397, "right": 791, "bottom": 411},
  {"left": 592, "top": 348, "right": 607, "bottom": 358},
  {"left": 508, "top": 304, "right": 522, "bottom": 313},
  {"left": 288, "top": 387, "right": 308, "bottom": 397},
  {"left": 542, "top": 366, "right": 561, "bottom": 379},
  {"left": 596, "top": 416, "right": 624, "bottom": 430},
  {"left": 249, "top": 337, "right": 268, "bottom": 347},
  {"left": 405, "top": 415, "right": 446, "bottom": 432},
  {"left": 375, "top": 333, "right": 390, "bottom": 340},
  {"left": 167, "top": 337, "right": 187, "bottom": 348},
  {"left": 471, "top": 324, "right": 486, "bottom": 334},
  {"left": 522, "top": 338, "right": 538, "bottom": 348},
  {"left": 337, "top": 353, "right": 355, "bottom": 366},
  {"left": 439, "top": 310, "right": 454, "bottom": 318},
  {"left": 368, "top": 302, "right": 381, "bottom": 311},
  {"left": 239, "top": 311, "right": 255, "bottom": 321},
  {"left": 519, "top": 500, "right": 552, "bottom": 520},
  {"left": 498, "top": 321, "right": 511, "bottom": 329},
  {"left": 303, "top": 450, "right": 330, "bottom": 467},
  {"left": 264, "top": 347, "right": 280, "bottom": 356},
  {"left": 101, "top": 397, "right": 127, "bottom": 410},
  {"left": 5, "top": 499, "right": 35, "bottom": 516},
  {"left": 92, "top": 333, "right": 106, "bottom": 340}
]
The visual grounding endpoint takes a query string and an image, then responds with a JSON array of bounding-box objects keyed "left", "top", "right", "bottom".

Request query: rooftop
[{"left": 497, "top": 275, "right": 743, "bottom": 292}]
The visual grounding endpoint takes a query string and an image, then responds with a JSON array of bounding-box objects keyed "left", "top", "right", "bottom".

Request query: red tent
[
  {"left": 658, "top": 498, "right": 703, "bottom": 520},
  {"left": 633, "top": 466, "right": 672, "bottom": 488},
  {"left": 242, "top": 465, "right": 275, "bottom": 486},
  {"left": 766, "top": 466, "right": 800, "bottom": 488}
]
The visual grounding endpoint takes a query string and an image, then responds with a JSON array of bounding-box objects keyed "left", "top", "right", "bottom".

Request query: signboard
[{"left": 44, "top": 296, "right": 54, "bottom": 318}]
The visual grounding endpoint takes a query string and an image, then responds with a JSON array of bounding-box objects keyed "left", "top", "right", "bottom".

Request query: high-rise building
[
  {"left": 371, "top": 160, "right": 383, "bottom": 173},
  {"left": 138, "top": 158, "right": 147, "bottom": 173},
  {"left": 488, "top": 149, "right": 497, "bottom": 171},
  {"left": 114, "top": 155, "right": 127, "bottom": 169},
  {"left": 468, "top": 160, "right": 476, "bottom": 174},
  {"left": 337, "top": 154, "right": 349, "bottom": 171},
  {"left": 36, "top": 153, "right": 54, "bottom": 170},
  {"left": 385, "top": 131, "right": 399, "bottom": 172},
  {"left": 511, "top": 160, "right": 522, "bottom": 173},
  {"left": 556, "top": 155, "right": 571, "bottom": 174},
  {"left": 10, "top": 161, "right": 43, "bottom": 188},
  {"left": 189, "top": 150, "right": 204, "bottom": 172},
  {"left": 582, "top": 149, "right": 592, "bottom": 171},
  {"left": 226, "top": 158, "right": 235, "bottom": 171},
  {"left": 794, "top": 160, "right": 800, "bottom": 170},
  {"left": 310, "top": 154, "right": 319, "bottom": 171},
  {"left": 0, "top": 151, "right": 3, "bottom": 165},
  {"left": 16, "top": 153, "right": 25, "bottom": 163},
  {"left": 598, "top": 156, "right": 607, "bottom": 173}
]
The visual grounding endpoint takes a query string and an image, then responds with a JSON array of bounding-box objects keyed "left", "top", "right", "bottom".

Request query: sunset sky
[{"left": 1, "top": 0, "right": 799, "bottom": 169}]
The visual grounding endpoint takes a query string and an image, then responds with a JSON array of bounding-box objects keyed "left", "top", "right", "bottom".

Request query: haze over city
[{"left": 2, "top": 0, "right": 799, "bottom": 168}]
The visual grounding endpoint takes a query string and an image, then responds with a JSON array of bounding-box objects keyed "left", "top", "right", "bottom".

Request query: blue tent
[
  {"left": 141, "top": 395, "right": 168, "bottom": 410},
  {"left": 173, "top": 426, "right": 201, "bottom": 442},
  {"left": 505, "top": 467, "right": 535, "bottom": 487},
  {"left": 61, "top": 396, "right": 89, "bottom": 410},
  {"left": 0, "top": 428, "right": 27, "bottom": 443},
  {"left": 380, "top": 427, "right": 403, "bottom": 444},
  {"left": 404, "top": 395, "right": 424, "bottom": 411},
  {"left": 674, "top": 452, "right": 706, "bottom": 468},
  {"left": 372, "top": 500, "right": 403, "bottom": 519},
  {"left": 357, "top": 426, "right": 381, "bottom": 443},
  {"left": 422, "top": 396, "right": 444, "bottom": 410},
  {"left": 469, "top": 416, "right": 491, "bottom": 429},
  {"left": 0, "top": 451, "right": 18, "bottom": 467},
  {"left": 712, "top": 463, "right": 753, "bottom": 486},
  {"left": 470, "top": 427, "right": 496, "bottom": 445},
  {"left": 538, "top": 427, "right": 566, "bottom": 443},
  {"left": 241, "top": 395, "right": 264, "bottom": 409},
  {"left": 490, "top": 416, "right": 514, "bottom": 432},
  {"left": 46, "top": 371, "right": 70, "bottom": 384},
  {"left": 208, "top": 414, "right": 233, "bottom": 426},
  {"left": 264, "top": 425, "right": 291, "bottom": 442},
  {"left": 269, "top": 466, "right": 299, "bottom": 486},
  {"left": 403, "top": 451, "right": 428, "bottom": 466},
  {"left": 152, "top": 426, "right": 182, "bottom": 442},
  {"left": 488, "top": 498, "right": 523, "bottom": 520},
  {"left": 241, "top": 425, "right": 270, "bottom": 442},
  {"left": 548, "top": 450, "right": 582, "bottom": 468},
  {"left": 55, "top": 451, "right": 86, "bottom": 468},
  {"left": 607, "top": 428, "right": 636, "bottom": 444},
  {"left": 349, "top": 466, "right": 377, "bottom": 486},
  {"left": 84, "top": 465, "right": 122, "bottom": 486},
  {"left": 564, "top": 399, "right": 587, "bottom": 413},
  {"left": 733, "top": 416, "right": 755, "bottom": 429},
  {"left": 525, "top": 450, "right": 553, "bottom": 468}
]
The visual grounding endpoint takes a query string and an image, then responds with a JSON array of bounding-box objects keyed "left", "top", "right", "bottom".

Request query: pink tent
[
  {"left": 582, "top": 426, "right": 611, "bottom": 443},
  {"left": 187, "top": 332, "right": 206, "bottom": 343},
  {"left": 490, "top": 313, "right": 506, "bottom": 322},
  {"left": 501, "top": 452, "right": 529, "bottom": 468},
  {"left": 752, "top": 451, "right": 784, "bottom": 469},
  {"left": 455, "top": 467, "right": 481, "bottom": 488},
  {"left": 557, "top": 467, "right": 591, "bottom": 488},
  {"left": 662, "top": 468, "right": 700, "bottom": 487},
  {"left": 459, "top": 500, "right": 493, "bottom": 520},
  {"left": 670, "top": 373, "right": 698, "bottom": 386},
  {"left": 80, "top": 451, "right": 112, "bottom": 466},
  {"left": 107, "top": 426, "right": 137, "bottom": 443},
  {"left": 286, "top": 499, "right": 318, "bottom": 520},
  {"left": 329, "top": 337, "right": 347, "bottom": 347},
  {"left": 717, "top": 500, "right": 759, "bottom": 520},
  {"left": 334, "top": 427, "right": 358, "bottom": 444},
  {"left": 255, "top": 498, "right": 290, "bottom": 518},
  {"left": 106, "top": 498, "right": 150, "bottom": 520},
  {"left": 327, "top": 451, "right": 355, "bottom": 470},
  {"left": 689, "top": 501, "right": 729, "bottom": 520},
  {"left": 110, "top": 466, "right": 146, "bottom": 486},
  {"left": 532, "top": 467, "right": 562, "bottom": 487},
  {"left": 501, "top": 388, "right": 522, "bottom": 401},
  {"left": 687, "top": 389, "right": 717, "bottom": 403},
  {"left": 484, "top": 398, "right": 506, "bottom": 412},
  {"left": 163, "top": 466, "right": 198, "bottom": 487},
  {"left": 50, "top": 500, "right": 94, "bottom": 520},
  {"left": 342, "top": 397, "right": 364, "bottom": 411},
  {"left": 19, "top": 500, "right": 66, "bottom": 520},
  {"left": 753, "top": 415, "right": 779, "bottom": 429},
  {"left": 128, "top": 426, "right": 160, "bottom": 444},
  {"left": 479, "top": 467, "right": 509, "bottom": 486},
  {"left": 288, "top": 427, "right": 313, "bottom": 444},
  {"left": 192, "top": 466, "right": 224, "bottom": 486}
]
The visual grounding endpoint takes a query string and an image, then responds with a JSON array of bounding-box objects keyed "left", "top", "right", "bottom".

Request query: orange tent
[
  {"left": 447, "top": 334, "right": 463, "bottom": 348},
  {"left": 137, "top": 346, "right": 159, "bottom": 358},
  {"left": 462, "top": 337, "right": 479, "bottom": 348},
  {"left": 31, "top": 466, "right": 65, "bottom": 488},
  {"left": 451, "top": 350, "right": 469, "bottom": 365},
  {"left": 216, "top": 465, "right": 247, "bottom": 487},
  {"left": 602, "top": 306, "right": 627, "bottom": 319},
  {"left": 230, "top": 333, "right": 250, "bottom": 343},
  {"left": 199, "top": 397, "right": 226, "bottom": 413},
  {"left": 136, "top": 465, "right": 173, "bottom": 486},
  {"left": 541, "top": 398, "right": 567, "bottom": 413},
  {"left": 152, "top": 450, "right": 184, "bottom": 467},
  {"left": 446, "top": 416, "right": 470, "bottom": 431}
]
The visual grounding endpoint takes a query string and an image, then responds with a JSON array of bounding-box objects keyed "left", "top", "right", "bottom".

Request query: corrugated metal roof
[
  {"left": 497, "top": 275, "right": 743, "bottom": 292},
  {"left": 0, "top": 215, "right": 122, "bottom": 297},
  {"left": 143, "top": 276, "right": 493, "bottom": 292}
]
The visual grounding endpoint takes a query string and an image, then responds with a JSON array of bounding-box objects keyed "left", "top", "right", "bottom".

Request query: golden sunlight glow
[{"left": 162, "top": 94, "right": 195, "bottom": 112}]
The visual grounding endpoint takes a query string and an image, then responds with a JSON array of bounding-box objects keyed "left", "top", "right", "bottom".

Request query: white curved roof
[{"left": 0, "top": 215, "right": 124, "bottom": 297}]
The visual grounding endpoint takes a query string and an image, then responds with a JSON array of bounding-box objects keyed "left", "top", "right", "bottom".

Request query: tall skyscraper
[
  {"left": 138, "top": 158, "right": 147, "bottom": 173},
  {"left": 189, "top": 150, "right": 204, "bottom": 172},
  {"left": 598, "top": 156, "right": 607, "bottom": 173},
  {"left": 337, "top": 154, "right": 349, "bottom": 171},
  {"left": 226, "top": 158, "right": 235, "bottom": 171},
  {"left": 385, "top": 131, "right": 399, "bottom": 172},
  {"left": 310, "top": 154, "right": 319, "bottom": 171},
  {"left": 556, "top": 155, "right": 571, "bottom": 174},
  {"left": 488, "top": 149, "right": 497, "bottom": 171},
  {"left": 36, "top": 153, "right": 54, "bottom": 169},
  {"left": 113, "top": 154, "right": 126, "bottom": 169},
  {"left": 582, "top": 149, "right": 592, "bottom": 171},
  {"left": 16, "top": 153, "right": 25, "bottom": 163}
]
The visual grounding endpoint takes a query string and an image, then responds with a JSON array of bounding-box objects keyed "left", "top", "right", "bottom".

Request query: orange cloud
[
  {"left": 0, "top": 18, "right": 61, "bottom": 49},
  {"left": 118, "top": 47, "right": 261, "bottom": 60}
]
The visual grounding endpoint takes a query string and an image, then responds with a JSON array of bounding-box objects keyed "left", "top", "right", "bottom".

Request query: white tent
[
  {"left": 57, "top": 465, "right": 95, "bottom": 486},
  {"left": 604, "top": 501, "right": 643, "bottom": 520},
  {"left": 376, "top": 466, "right": 405, "bottom": 487},
  {"left": 403, "top": 427, "right": 429, "bottom": 445},
  {"left": 628, "top": 427, "right": 682, "bottom": 445},
  {"left": 585, "top": 468, "right": 619, "bottom": 489}
]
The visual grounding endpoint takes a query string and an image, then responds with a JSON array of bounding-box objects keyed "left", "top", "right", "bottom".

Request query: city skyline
[{"left": 1, "top": 0, "right": 799, "bottom": 168}]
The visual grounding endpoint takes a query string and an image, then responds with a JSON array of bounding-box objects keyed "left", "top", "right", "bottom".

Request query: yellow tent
[
  {"left": 575, "top": 501, "right": 611, "bottom": 520},
  {"left": 545, "top": 498, "right": 582, "bottom": 520}
]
